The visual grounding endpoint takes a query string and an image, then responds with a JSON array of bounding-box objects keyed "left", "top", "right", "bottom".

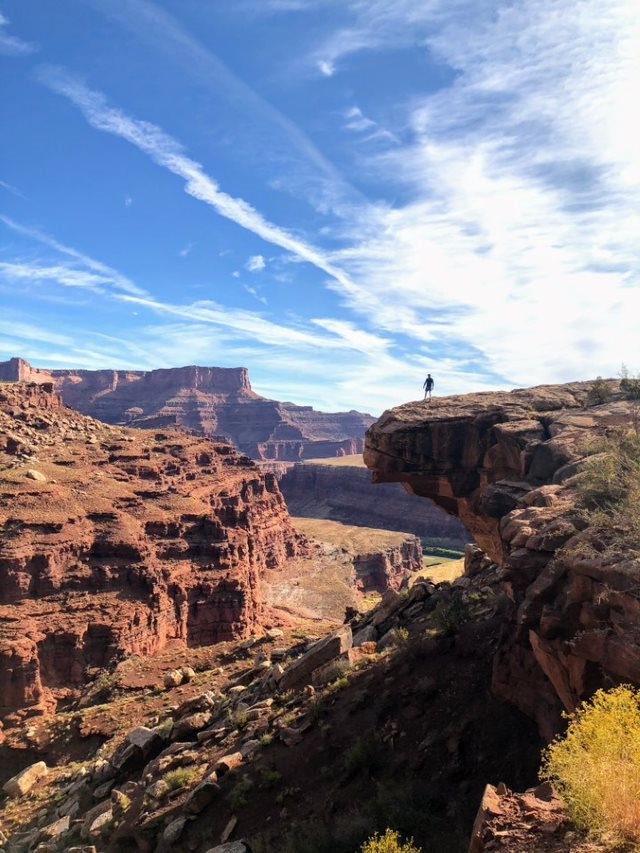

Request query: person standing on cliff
[{"left": 423, "top": 373, "right": 434, "bottom": 401}]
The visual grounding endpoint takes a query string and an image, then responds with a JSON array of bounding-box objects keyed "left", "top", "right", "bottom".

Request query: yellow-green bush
[
  {"left": 360, "top": 828, "right": 421, "bottom": 853},
  {"left": 541, "top": 686, "right": 640, "bottom": 845}
]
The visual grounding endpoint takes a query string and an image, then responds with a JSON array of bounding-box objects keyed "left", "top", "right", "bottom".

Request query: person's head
[{"left": 427, "top": 373, "right": 431, "bottom": 377}]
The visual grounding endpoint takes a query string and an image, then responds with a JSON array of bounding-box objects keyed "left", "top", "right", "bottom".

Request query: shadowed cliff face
[
  {"left": 277, "top": 460, "right": 469, "bottom": 545},
  {"left": 0, "top": 382, "right": 306, "bottom": 719},
  {"left": 0, "top": 358, "right": 374, "bottom": 461},
  {"left": 365, "top": 381, "right": 640, "bottom": 739}
]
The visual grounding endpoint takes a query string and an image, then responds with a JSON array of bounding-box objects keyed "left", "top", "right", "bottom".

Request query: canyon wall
[
  {"left": 365, "top": 381, "right": 640, "bottom": 738},
  {"left": 291, "top": 517, "right": 422, "bottom": 594},
  {"left": 0, "top": 358, "right": 374, "bottom": 461},
  {"left": 0, "top": 381, "right": 305, "bottom": 719},
  {"left": 277, "top": 459, "right": 468, "bottom": 545}
]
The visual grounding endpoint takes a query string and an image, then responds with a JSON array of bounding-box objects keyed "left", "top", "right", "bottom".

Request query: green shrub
[
  {"left": 259, "top": 768, "right": 282, "bottom": 789},
  {"left": 620, "top": 365, "right": 640, "bottom": 401},
  {"left": 361, "top": 829, "right": 421, "bottom": 853},
  {"left": 163, "top": 767, "right": 199, "bottom": 791},
  {"left": 227, "top": 776, "right": 254, "bottom": 810},
  {"left": 541, "top": 686, "right": 640, "bottom": 846},
  {"left": 344, "top": 734, "right": 386, "bottom": 776},
  {"left": 587, "top": 376, "right": 612, "bottom": 405},
  {"left": 431, "top": 596, "right": 469, "bottom": 635}
]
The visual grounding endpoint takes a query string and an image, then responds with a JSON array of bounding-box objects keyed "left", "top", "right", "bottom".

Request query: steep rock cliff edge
[
  {"left": 0, "top": 382, "right": 305, "bottom": 720},
  {"left": 364, "top": 381, "right": 640, "bottom": 738},
  {"left": 0, "top": 357, "right": 374, "bottom": 461}
]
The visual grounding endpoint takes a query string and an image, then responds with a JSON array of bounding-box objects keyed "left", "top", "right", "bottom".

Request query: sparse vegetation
[
  {"left": 431, "top": 596, "right": 470, "bottom": 635},
  {"left": 163, "top": 767, "right": 199, "bottom": 792},
  {"left": 360, "top": 829, "right": 421, "bottom": 853},
  {"left": 573, "top": 429, "right": 640, "bottom": 548},
  {"left": 586, "top": 376, "right": 612, "bottom": 405},
  {"left": 541, "top": 685, "right": 640, "bottom": 846},
  {"left": 344, "top": 734, "right": 386, "bottom": 776},
  {"left": 259, "top": 768, "right": 282, "bottom": 789},
  {"left": 620, "top": 365, "right": 640, "bottom": 401},
  {"left": 228, "top": 776, "right": 254, "bottom": 809}
]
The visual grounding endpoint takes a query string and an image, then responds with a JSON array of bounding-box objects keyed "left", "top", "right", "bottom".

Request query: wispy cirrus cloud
[
  {"left": 81, "top": 0, "right": 362, "bottom": 216},
  {"left": 0, "top": 11, "right": 37, "bottom": 55},
  {"left": 37, "top": 68, "right": 363, "bottom": 291},
  {"left": 0, "top": 180, "right": 26, "bottom": 199},
  {"left": 0, "top": 215, "right": 148, "bottom": 297},
  {"left": 263, "top": 0, "right": 640, "bottom": 385}
]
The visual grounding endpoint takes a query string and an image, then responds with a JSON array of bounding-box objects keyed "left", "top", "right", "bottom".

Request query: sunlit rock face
[
  {"left": 0, "top": 357, "right": 374, "bottom": 461},
  {"left": 0, "top": 381, "right": 305, "bottom": 719},
  {"left": 365, "top": 381, "right": 640, "bottom": 739}
]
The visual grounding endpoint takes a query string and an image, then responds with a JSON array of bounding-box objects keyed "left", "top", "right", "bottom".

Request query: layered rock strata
[
  {"left": 365, "top": 381, "right": 640, "bottom": 738},
  {"left": 0, "top": 358, "right": 374, "bottom": 461},
  {"left": 0, "top": 382, "right": 305, "bottom": 718},
  {"left": 277, "top": 458, "right": 468, "bottom": 545}
]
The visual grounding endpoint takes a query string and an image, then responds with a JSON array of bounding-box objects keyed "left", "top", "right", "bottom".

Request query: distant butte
[{"left": 0, "top": 358, "right": 374, "bottom": 462}]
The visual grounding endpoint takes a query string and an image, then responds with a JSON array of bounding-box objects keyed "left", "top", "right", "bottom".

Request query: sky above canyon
[{"left": 1, "top": 1, "right": 639, "bottom": 414}]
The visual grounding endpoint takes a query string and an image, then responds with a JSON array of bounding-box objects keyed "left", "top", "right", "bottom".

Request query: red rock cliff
[
  {"left": 365, "top": 381, "right": 640, "bottom": 738},
  {"left": 0, "top": 358, "right": 374, "bottom": 461},
  {"left": 0, "top": 382, "right": 305, "bottom": 719}
]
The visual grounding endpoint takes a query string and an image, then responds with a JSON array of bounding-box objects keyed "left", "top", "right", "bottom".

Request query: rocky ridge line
[
  {"left": 364, "top": 380, "right": 640, "bottom": 738},
  {"left": 0, "top": 358, "right": 374, "bottom": 462}
]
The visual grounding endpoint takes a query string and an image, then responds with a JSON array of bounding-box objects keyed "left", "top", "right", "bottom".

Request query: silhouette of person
[{"left": 423, "top": 373, "right": 434, "bottom": 401}]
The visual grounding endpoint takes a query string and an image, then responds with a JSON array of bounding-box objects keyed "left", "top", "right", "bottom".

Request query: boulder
[
  {"left": 215, "top": 752, "right": 243, "bottom": 775},
  {"left": 3, "top": 761, "right": 48, "bottom": 797},
  {"left": 163, "top": 816, "right": 187, "bottom": 845},
  {"left": 39, "top": 815, "right": 70, "bottom": 840},
  {"left": 87, "top": 809, "right": 113, "bottom": 838},
  {"left": 172, "top": 711, "right": 213, "bottom": 740},
  {"left": 185, "top": 776, "right": 220, "bottom": 814},
  {"left": 279, "top": 625, "right": 352, "bottom": 691},
  {"left": 180, "top": 666, "right": 196, "bottom": 682},
  {"left": 163, "top": 669, "right": 184, "bottom": 688},
  {"left": 353, "top": 625, "right": 377, "bottom": 646},
  {"left": 127, "top": 726, "right": 161, "bottom": 752},
  {"left": 26, "top": 469, "right": 47, "bottom": 482},
  {"left": 205, "top": 842, "right": 251, "bottom": 853}
]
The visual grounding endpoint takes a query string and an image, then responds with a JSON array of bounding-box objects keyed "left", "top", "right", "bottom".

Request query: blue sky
[{"left": 1, "top": 1, "right": 638, "bottom": 414}]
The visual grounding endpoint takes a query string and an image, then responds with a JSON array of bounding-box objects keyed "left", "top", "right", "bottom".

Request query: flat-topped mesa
[
  {"left": 0, "top": 382, "right": 306, "bottom": 719},
  {"left": 365, "top": 380, "right": 640, "bottom": 738},
  {"left": 0, "top": 357, "right": 374, "bottom": 461}
]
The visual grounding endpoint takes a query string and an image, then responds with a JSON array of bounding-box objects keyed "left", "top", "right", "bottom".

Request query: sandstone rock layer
[
  {"left": 365, "top": 381, "right": 640, "bottom": 737},
  {"left": 0, "top": 382, "right": 305, "bottom": 718},
  {"left": 0, "top": 358, "right": 374, "bottom": 461}
]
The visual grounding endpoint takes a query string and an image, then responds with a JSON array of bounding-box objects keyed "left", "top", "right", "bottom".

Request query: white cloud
[
  {"left": 317, "top": 60, "right": 335, "bottom": 77},
  {"left": 245, "top": 254, "right": 266, "bottom": 272},
  {"left": 344, "top": 106, "right": 376, "bottom": 133},
  {"left": 28, "top": 2, "right": 640, "bottom": 403},
  {"left": 85, "top": 0, "right": 362, "bottom": 216},
  {"left": 0, "top": 12, "right": 37, "bottom": 55},
  {"left": 179, "top": 242, "right": 193, "bottom": 257},
  {"left": 243, "top": 285, "right": 268, "bottom": 305},
  {"left": 0, "top": 180, "right": 25, "bottom": 199},
  {"left": 124, "top": 195, "right": 133, "bottom": 207},
  {"left": 0, "top": 215, "right": 148, "bottom": 297},
  {"left": 37, "top": 68, "right": 360, "bottom": 293}
]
